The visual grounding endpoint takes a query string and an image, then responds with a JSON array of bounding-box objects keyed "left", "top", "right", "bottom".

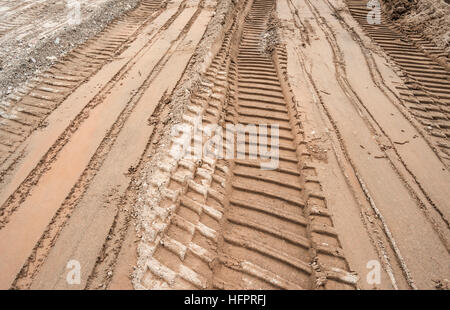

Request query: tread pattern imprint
[
  {"left": 347, "top": 0, "right": 450, "bottom": 165},
  {"left": 133, "top": 0, "right": 358, "bottom": 290}
]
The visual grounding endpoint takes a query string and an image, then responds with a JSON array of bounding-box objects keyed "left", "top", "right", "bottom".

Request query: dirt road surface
[{"left": 0, "top": 0, "right": 448, "bottom": 290}]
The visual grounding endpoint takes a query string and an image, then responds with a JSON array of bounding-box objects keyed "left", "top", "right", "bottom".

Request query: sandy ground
[{"left": 0, "top": 0, "right": 448, "bottom": 290}]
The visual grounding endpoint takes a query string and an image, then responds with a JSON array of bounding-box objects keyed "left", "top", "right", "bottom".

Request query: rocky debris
[
  {"left": 382, "top": 0, "right": 417, "bottom": 20},
  {"left": 258, "top": 13, "right": 280, "bottom": 55}
]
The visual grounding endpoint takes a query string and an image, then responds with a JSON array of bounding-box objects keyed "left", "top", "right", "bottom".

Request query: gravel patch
[{"left": 0, "top": 0, "right": 141, "bottom": 102}]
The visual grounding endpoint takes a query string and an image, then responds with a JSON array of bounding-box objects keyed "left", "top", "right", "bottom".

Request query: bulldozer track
[{"left": 134, "top": 0, "right": 357, "bottom": 290}]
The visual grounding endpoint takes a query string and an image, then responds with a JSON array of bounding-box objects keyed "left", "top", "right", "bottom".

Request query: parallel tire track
[
  {"left": 215, "top": 0, "right": 354, "bottom": 289},
  {"left": 135, "top": 0, "right": 243, "bottom": 289},
  {"left": 10, "top": 0, "right": 204, "bottom": 288},
  {"left": 346, "top": 0, "right": 450, "bottom": 165},
  {"left": 0, "top": 0, "right": 164, "bottom": 171},
  {"left": 0, "top": 0, "right": 175, "bottom": 230},
  {"left": 0, "top": 0, "right": 210, "bottom": 289}
]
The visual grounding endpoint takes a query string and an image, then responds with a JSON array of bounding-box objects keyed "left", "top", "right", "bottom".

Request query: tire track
[
  {"left": 288, "top": 0, "right": 419, "bottom": 289},
  {"left": 305, "top": 0, "right": 449, "bottom": 256},
  {"left": 0, "top": 0, "right": 183, "bottom": 230},
  {"left": 321, "top": 0, "right": 450, "bottom": 254},
  {"left": 0, "top": 1, "right": 136, "bottom": 44},
  {"left": 281, "top": 0, "right": 450, "bottom": 289},
  {"left": 100, "top": 0, "right": 241, "bottom": 290},
  {"left": 83, "top": 92, "right": 171, "bottom": 290},
  {"left": 29, "top": 0, "right": 213, "bottom": 290},
  {"left": 0, "top": 0, "right": 165, "bottom": 173},
  {"left": 134, "top": 0, "right": 357, "bottom": 290},
  {"left": 11, "top": 0, "right": 205, "bottom": 287},
  {"left": 284, "top": 20, "right": 402, "bottom": 288},
  {"left": 213, "top": 2, "right": 354, "bottom": 289},
  {"left": 133, "top": 0, "right": 245, "bottom": 289},
  {"left": 0, "top": 0, "right": 207, "bottom": 289}
]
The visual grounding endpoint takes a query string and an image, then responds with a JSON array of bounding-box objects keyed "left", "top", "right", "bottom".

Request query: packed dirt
[{"left": 0, "top": 0, "right": 448, "bottom": 290}]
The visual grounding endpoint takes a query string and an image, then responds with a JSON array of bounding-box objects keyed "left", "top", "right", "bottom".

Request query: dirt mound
[
  {"left": 0, "top": 0, "right": 140, "bottom": 103},
  {"left": 383, "top": 0, "right": 450, "bottom": 54},
  {"left": 383, "top": 0, "right": 417, "bottom": 20}
]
